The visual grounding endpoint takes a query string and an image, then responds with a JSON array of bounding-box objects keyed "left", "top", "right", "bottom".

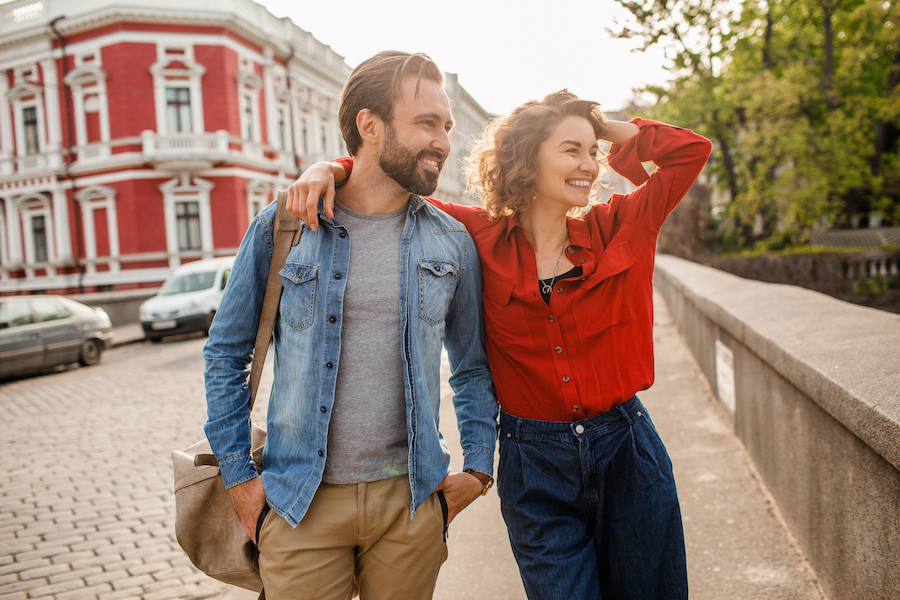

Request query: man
[{"left": 202, "top": 51, "right": 497, "bottom": 599}]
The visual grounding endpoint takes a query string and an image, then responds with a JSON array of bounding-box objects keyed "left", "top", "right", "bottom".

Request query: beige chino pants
[{"left": 257, "top": 475, "right": 448, "bottom": 599}]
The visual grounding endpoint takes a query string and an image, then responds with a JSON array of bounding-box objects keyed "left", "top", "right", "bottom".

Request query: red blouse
[{"left": 334, "top": 119, "right": 711, "bottom": 420}]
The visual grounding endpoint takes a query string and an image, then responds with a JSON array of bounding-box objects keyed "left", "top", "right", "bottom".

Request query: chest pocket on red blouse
[
  {"left": 573, "top": 242, "right": 637, "bottom": 343},
  {"left": 482, "top": 272, "right": 535, "bottom": 352}
]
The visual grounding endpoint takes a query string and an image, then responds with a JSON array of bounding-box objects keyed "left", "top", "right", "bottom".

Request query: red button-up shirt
[{"left": 334, "top": 119, "right": 711, "bottom": 420}]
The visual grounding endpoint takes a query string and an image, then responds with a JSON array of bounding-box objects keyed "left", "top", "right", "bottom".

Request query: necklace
[{"left": 540, "top": 236, "right": 569, "bottom": 295}]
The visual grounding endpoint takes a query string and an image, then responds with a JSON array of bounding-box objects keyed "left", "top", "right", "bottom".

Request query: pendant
[{"left": 541, "top": 283, "right": 552, "bottom": 294}]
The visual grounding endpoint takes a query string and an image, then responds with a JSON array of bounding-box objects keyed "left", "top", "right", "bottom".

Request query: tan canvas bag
[{"left": 172, "top": 191, "right": 301, "bottom": 593}]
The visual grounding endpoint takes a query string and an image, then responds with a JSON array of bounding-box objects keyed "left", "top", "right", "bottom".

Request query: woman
[{"left": 291, "top": 91, "right": 711, "bottom": 600}]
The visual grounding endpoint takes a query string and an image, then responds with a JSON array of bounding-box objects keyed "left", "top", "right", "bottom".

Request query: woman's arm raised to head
[{"left": 601, "top": 120, "right": 639, "bottom": 146}]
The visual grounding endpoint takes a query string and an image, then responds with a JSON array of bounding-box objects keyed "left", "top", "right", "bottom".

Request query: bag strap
[{"left": 247, "top": 190, "right": 302, "bottom": 410}]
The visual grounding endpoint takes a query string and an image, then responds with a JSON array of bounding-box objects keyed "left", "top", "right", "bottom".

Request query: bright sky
[{"left": 259, "top": 0, "right": 672, "bottom": 116}]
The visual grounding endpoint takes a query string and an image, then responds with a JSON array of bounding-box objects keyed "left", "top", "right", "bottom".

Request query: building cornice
[{"left": 0, "top": 5, "right": 350, "bottom": 86}]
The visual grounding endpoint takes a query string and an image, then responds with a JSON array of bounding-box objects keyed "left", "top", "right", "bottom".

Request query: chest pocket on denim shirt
[
  {"left": 418, "top": 259, "right": 458, "bottom": 325},
  {"left": 279, "top": 263, "right": 317, "bottom": 331}
]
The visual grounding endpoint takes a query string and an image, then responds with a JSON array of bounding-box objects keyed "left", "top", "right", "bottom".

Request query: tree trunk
[
  {"left": 821, "top": 0, "right": 840, "bottom": 110},
  {"left": 711, "top": 111, "right": 739, "bottom": 203}
]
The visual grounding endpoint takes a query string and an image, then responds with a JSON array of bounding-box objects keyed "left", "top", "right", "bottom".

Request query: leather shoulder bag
[{"left": 172, "top": 190, "right": 301, "bottom": 593}]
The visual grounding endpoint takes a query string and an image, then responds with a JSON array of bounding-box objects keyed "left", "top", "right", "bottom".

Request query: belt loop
[
  {"left": 515, "top": 417, "right": 522, "bottom": 441},
  {"left": 616, "top": 403, "right": 633, "bottom": 426}
]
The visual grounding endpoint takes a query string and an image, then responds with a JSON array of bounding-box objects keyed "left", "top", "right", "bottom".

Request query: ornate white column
[
  {"left": 106, "top": 196, "right": 120, "bottom": 273},
  {"left": 40, "top": 58, "right": 62, "bottom": 166},
  {"left": 4, "top": 199, "right": 22, "bottom": 264},
  {"left": 51, "top": 186, "right": 72, "bottom": 261},
  {"left": 79, "top": 198, "right": 97, "bottom": 275},
  {"left": 0, "top": 76, "right": 13, "bottom": 176}
]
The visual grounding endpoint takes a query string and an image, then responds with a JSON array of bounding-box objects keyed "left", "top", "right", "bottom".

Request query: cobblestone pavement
[
  {"left": 1, "top": 292, "right": 824, "bottom": 600},
  {"left": 0, "top": 336, "right": 250, "bottom": 600}
]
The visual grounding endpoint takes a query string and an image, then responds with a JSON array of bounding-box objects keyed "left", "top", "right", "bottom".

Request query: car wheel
[
  {"left": 149, "top": 336, "right": 163, "bottom": 344},
  {"left": 204, "top": 311, "right": 216, "bottom": 336},
  {"left": 79, "top": 339, "right": 102, "bottom": 366}
]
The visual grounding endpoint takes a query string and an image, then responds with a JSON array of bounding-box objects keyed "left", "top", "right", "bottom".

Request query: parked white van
[{"left": 139, "top": 256, "right": 235, "bottom": 342}]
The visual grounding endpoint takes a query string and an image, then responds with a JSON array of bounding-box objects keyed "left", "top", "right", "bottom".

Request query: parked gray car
[{"left": 0, "top": 296, "right": 113, "bottom": 378}]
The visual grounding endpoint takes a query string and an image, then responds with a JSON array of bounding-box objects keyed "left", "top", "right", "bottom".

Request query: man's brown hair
[{"left": 338, "top": 51, "right": 445, "bottom": 156}]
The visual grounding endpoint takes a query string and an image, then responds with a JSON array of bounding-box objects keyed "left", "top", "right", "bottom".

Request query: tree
[{"left": 611, "top": 0, "right": 900, "bottom": 249}]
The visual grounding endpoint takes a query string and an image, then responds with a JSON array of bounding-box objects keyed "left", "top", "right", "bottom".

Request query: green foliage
[
  {"left": 850, "top": 276, "right": 900, "bottom": 295},
  {"left": 611, "top": 0, "right": 900, "bottom": 250}
]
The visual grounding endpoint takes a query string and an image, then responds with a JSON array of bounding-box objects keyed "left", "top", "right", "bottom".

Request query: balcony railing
[{"left": 141, "top": 130, "right": 230, "bottom": 165}]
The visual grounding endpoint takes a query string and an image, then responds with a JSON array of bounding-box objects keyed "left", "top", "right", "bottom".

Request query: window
[
  {"left": 277, "top": 107, "right": 287, "bottom": 150},
  {"left": 301, "top": 117, "right": 309, "bottom": 153},
  {"left": 23, "top": 106, "right": 39, "bottom": 155},
  {"left": 321, "top": 123, "right": 327, "bottom": 154},
  {"left": 31, "top": 215, "right": 48, "bottom": 262},
  {"left": 175, "top": 201, "right": 201, "bottom": 251},
  {"left": 161, "top": 270, "right": 216, "bottom": 295},
  {"left": 221, "top": 268, "right": 231, "bottom": 291},
  {"left": 166, "top": 87, "right": 192, "bottom": 133},
  {"left": 0, "top": 301, "right": 35, "bottom": 329},
  {"left": 250, "top": 199, "right": 262, "bottom": 217},
  {"left": 243, "top": 94, "right": 254, "bottom": 140},
  {"left": 32, "top": 298, "right": 71, "bottom": 322}
]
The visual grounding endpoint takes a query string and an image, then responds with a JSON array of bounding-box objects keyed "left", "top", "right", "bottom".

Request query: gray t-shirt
[{"left": 322, "top": 202, "right": 409, "bottom": 483}]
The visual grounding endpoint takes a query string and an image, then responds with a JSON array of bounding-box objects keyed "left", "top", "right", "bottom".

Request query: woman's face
[{"left": 530, "top": 116, "right": 600, "bottom": 212}]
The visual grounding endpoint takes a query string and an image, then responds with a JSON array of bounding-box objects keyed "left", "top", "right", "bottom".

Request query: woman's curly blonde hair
[{"left": 467, "top": 90, "right": 609, "bottom": 218}]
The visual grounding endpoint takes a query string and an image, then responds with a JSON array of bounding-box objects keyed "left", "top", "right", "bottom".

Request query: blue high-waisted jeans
[{"left": 497, "top": 396, "right": 688, "bottom": 600}]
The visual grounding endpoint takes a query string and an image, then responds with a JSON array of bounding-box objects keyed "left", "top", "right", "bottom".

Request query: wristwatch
[{"left": 465, "top": 469, "right": 494, "bottom": 496}]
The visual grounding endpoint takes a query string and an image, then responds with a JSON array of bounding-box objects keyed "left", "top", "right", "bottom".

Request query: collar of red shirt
[{"left": 501, "top": 209, "right": 594, "bottom": 252}]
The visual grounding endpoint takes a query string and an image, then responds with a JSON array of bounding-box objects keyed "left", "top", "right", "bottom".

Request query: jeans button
[{"left": 575, "top": 424, "right": 585, "bottom": 434}]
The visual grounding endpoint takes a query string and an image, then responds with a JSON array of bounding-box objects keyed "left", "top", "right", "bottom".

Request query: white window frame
[
  {"left": 246, "top": 180, "right": 272, "bottom": 226},
  {"left": 75, "top": 185, "right": 120, "bottom": 275},
  {"left": 237, "top": 58, "right": 263, "bottom": 147},
  {"left": 150, "top": 45, "right": 206, "bottom": 135},
  {"left": 65, "top": 55, "right": 111, "bottom": 162},
  {"left": 16, "top": 195, "right": 55, "bottom": 266},
  {"left": 9, "top": 90, "right": 46, "bottom": 170},
  {"left": 159, "top": 175, "right": 214, "bottom": 268}
]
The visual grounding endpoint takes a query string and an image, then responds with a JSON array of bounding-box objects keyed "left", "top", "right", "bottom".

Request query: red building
[{"left": 0, "top": 0, "right": 352, "bottom": 294}]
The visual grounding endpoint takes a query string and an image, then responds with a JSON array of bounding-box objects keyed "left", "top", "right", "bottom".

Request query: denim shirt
[{"left": 203, "top": 195, "right": 498, "bottom": 527}]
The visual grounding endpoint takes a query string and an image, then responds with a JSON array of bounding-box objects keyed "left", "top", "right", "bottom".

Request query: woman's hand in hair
[
  {"left": 600, "top": 120, "right": 639, "bottom": 146},
  {"left": 287, "top": 161, "right": 347, "bottom": 230}
]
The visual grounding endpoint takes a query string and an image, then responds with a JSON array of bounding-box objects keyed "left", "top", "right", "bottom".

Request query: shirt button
[
  {"left": 555, "top": 346, "right": 562, "bottom": 353},
  {"left": 571, "top": 405, "right": 579, "bottom": 413},
  {"left": 326, "top": 362, "right": 333, "bottom": 368},
  {"left": 340, "top": 232, "right": 346, "bottom": 238},
  {"left": 567, "top": 247, "right": 574, "bottom": 253},
  {"left": 548, "top": 315, "right": 555, "bottom": 322},
  {"left": 320, "top": 406, "right": 326, "bottom": 413},
  {"left": 318, "top": 450, "right": 324, "bottom": 457},
  {"left": 575, "top": 424, "right": 585, "bottom": 434},
  {"left": 556, "top": 287, "right": 563, "bottom": 294},
  {"left": 335, "top": 273, "right": 342, "bottom": 279},
  {"left": 563, "top": 375, "right": 570, "bottom": 382},
  {"left": 580, "top": 259, "right": 587, "bottom": 264},
  {"left": 329, "top": 316, "right": 336, "bottom": 323}
]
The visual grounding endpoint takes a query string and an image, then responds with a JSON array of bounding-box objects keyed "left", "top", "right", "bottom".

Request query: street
[
  {"left": 1, "top": 293, "right": 823, "bottom": 600},
  {"left": 0, "top": 331, "right": 524, "bottom": 600}
]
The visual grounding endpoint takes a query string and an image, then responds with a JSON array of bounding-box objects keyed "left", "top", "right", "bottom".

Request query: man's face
[{"left": 377, "top": 76, "right": 453, "bottom": 196}]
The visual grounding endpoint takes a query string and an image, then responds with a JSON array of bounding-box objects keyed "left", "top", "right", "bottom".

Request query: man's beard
[{"left": 377, "top": 124, "right": 443, "bottom": 196}]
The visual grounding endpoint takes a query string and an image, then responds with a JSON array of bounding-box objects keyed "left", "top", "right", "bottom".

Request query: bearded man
[{"left": 202, "top": 51, "right": 497, "bottom": 599}]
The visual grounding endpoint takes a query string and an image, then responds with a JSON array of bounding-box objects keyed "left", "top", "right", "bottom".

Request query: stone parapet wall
[{"left": 653, "top": 255, "right": 900, "bottom": 600}]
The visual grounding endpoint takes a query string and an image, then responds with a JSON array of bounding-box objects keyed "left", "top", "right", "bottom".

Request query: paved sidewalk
[{"left": 0, "top": 292, "right": 825, "bottom": 599}]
